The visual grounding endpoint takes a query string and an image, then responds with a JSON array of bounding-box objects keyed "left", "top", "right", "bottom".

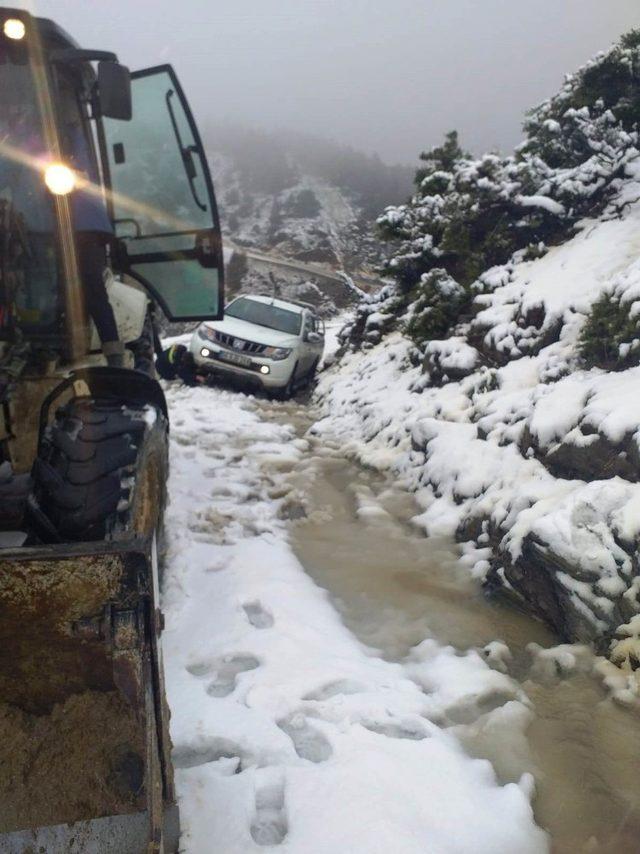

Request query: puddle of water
[
  {"left": 289, "top": 453, "right": 554, "bottom": 658},
  {"left": 524, "top": 675, "right": 640, "bottom": 853},
  {"left": 289, "top": 450, "right": 640, "bottom": 854}
]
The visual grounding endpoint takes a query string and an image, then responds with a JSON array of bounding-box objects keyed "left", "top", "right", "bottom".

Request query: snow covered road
[{"left": 160, "top": 383, "right": 547, "bottom": 853}]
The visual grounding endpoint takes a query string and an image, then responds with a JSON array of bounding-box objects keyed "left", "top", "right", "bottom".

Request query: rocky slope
[{"left": 315, "top": 160, "right": 640, "bottom": 679}]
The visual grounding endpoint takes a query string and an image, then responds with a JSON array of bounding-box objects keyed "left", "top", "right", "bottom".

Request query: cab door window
[{"left": 102, "top": 65, "right": 224, "bottom": 321}]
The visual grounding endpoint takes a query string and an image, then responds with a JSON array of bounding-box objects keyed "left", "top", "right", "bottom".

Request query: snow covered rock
[
  {"left": 423, "top": 338, "right": 481, "bottom": 384},
  {"left": 496, "top": 478, "right": 640, "bottom": 643}
]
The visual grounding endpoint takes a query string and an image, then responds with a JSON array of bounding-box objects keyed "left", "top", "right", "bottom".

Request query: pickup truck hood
[{"left": 203, "top": 317, "right": 298, "bottom": 348}]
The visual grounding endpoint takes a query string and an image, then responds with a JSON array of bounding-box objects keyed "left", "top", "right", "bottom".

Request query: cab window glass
[
  {"left": 104, "top": 66, "right": 223, "bottom": 320},
  {"left": 0, "top": 52, "right": 58, "bottom": 331},
  {"left": 106, "top": 71, "right": 209, "bottom": 235}
]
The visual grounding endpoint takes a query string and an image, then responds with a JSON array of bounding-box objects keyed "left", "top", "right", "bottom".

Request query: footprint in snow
[
  {"left": 172, "top": 737, "right": 243, "bottom": 770},
  {"left": 250, "top": 778, "right": 288, "bottom": 846},
  {"left": 185, "top": 655, "right": 259, "bottom": 697},
  {"left": 206, "top": 656, "right": 260, "bottom": 697},
  {"left": 444, "top": 689, "right": 517, "bottom": 727},
  {"left": 278, "top": 714, "right": 333, "bottom": 763},
  {"left": 205, "top": 556, "right": 232, "bottom": 573},
  {"left": 303, "top": 679, "right": 365, "bottom": 701},
  {"left": 362, "top": 720, "right": 429, "bottom": 741},
  {"left": 243, "top": 601, "right": 274, "bottom": 629}
]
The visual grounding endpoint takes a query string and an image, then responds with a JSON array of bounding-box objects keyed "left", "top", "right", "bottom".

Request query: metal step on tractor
[{"left": 0, "top": 8, "right": 225, "bottom": 852}]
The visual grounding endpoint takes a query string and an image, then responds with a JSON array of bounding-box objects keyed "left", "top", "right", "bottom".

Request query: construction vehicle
[{"left": 0, "top": 8, "right": 224, "bottom": 852}]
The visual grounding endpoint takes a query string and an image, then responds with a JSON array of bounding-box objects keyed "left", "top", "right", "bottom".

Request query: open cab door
[{"left": 102, "top": 65, "right": 224, "bottom": 321}]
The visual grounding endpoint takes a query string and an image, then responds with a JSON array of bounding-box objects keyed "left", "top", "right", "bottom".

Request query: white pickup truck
[{"left": 190, "top": 294, "right": 325, "bottom": 398}]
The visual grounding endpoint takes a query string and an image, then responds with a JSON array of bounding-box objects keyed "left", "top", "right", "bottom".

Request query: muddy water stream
[{"left": 272, "top": 401, "right": 640, "bottom": 854}]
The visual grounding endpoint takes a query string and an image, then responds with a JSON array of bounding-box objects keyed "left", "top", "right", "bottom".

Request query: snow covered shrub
[
  {"left": 344, "top": 285, "right": 400, "bottom": 349},
  {"left": 423, "top": 337, "right": 480, "bottom": 384},
  {"left": 377, "top": 132, "right": 566, "bottom": 296},
  {"left": 362, "top": 30, "right": 640, "bottom": 354},
  {"left": 532, "top": 29, "right": 640, "bottom": 144},
  {"left": 521, "top": 29, "right": 640, "bottom": 214},
  {"left": 579, "top": 292, "right": 640, "bottom": 369},
  {"left": 404, "top": 270, "right": 469, "bottom": 347}
]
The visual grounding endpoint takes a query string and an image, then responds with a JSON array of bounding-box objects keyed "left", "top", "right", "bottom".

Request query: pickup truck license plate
[{"left": 219, "top": 350, "right": 251, "bottom": 368}]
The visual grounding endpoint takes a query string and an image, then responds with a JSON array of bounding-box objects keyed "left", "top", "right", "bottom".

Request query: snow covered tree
[
  {"left": 414, "top": 130, "right": 469, "bottom": 187},
  {"left": 362, "top": 29, "right": 640, "bottom": 354}
]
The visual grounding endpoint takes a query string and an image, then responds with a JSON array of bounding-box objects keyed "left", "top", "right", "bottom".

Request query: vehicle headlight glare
[
  {"left": 4, "top": 18, "right": 25, "bottom": 40},
  {"left": 201, "top": 347, "right": 211, "bottom": 357},
  {"left": 44, "top": 163, "right": 76, "bottom": 195},
  {"left": 260, "top": 365, "right": 270, "bottom": 375},
  {"left": 198, "top": 325, "right": 216, "bottom": 342},
  {"left": 264, "top": 346, "right": 291, "bottom": 361}
]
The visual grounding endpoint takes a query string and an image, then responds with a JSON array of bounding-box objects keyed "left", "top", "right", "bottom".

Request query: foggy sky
[{"left": 15, "top": 0, "right": 640, "bottom": 165}]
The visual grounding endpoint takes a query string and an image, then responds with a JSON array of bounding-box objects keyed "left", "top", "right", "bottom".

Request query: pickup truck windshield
[
  {"left": 0, "top": 57, "right": 58, "bottom": 331},
  {"left": 225, "top": 298, "right": 301, "bottom": 335}
]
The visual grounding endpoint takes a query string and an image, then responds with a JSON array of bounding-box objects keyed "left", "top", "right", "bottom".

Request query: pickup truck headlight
[
  {"left": 197, "top": 325, "right": 216, "bottom": 342},
  {"left": 264, "top": 346, "right": 291, "bottom": 361}
]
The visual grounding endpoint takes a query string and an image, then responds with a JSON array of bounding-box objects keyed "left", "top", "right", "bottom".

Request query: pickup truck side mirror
[{"left": 307, "top": 331, "right": 322, "bottom": 344}]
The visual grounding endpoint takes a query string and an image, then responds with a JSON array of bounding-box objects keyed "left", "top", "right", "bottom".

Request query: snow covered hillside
[
  {"left": 315, "top": 174, "right": 640, "bottom": 674},
  {"left": 312, "top": 31, "right": 640, "bottom": 672},
  {"left": 207, "top": 126, "right": 413, "bottom": 277},
  {"left": 217, "top": 162, "right": 372, "bottom": 271},
  {"left": 161, "top": 384, "right": 546, "bottom": 853}
]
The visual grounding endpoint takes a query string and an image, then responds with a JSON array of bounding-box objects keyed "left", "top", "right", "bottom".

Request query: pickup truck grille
[{"left": 213, "top": 331, "right": 267, "bottom": 355}]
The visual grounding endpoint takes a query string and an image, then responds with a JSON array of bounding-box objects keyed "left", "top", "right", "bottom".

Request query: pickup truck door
[
  {"left": 101, "top": 65, "right": 224, "bottom": 321},
  {"left": 300, "top": 313, "right": 316, "bottom": 373}
]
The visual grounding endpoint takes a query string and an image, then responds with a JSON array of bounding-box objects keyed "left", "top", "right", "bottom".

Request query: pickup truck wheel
[
  {"left": 305, "top": 358, "right": 320, "bottom": 387},
  {"left": 29, "top": 397, "right": 168, "bottom": 543},
  {"left": 276, "top": 362, "right": 298, "bottom": 401}
]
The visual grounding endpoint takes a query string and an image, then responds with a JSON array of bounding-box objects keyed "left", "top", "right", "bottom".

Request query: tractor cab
[
  {"left": 0, "top": 8, "right": 224, "bottom": 362},
  {"left": 0, "top": 8, "right": 225, "bottom": 851}
]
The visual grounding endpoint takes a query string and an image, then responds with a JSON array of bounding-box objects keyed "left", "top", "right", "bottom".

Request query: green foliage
[
  {"left": 579, "top": 293, "right": 640, "bottom": 369},
  {"left": 522, "top": 29, "right": 640, "bottom": 169},
  {"left": 523, "top": 242, "right": 548, "bottom": 262},
  {"left": 621, "top": 29, "right": 640, "bottom": 50},
  {"left": 404, "top": 270, "right": 470, "bottom": 347},
  {"left": 578, "top": 37, "right": 640, "bottom": 129},
  {"left": 415, "top": 131, "right": 469, "bottom": 186},
  {"left": 379, "top": 142, "right": 562, "bottom": 293}
]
